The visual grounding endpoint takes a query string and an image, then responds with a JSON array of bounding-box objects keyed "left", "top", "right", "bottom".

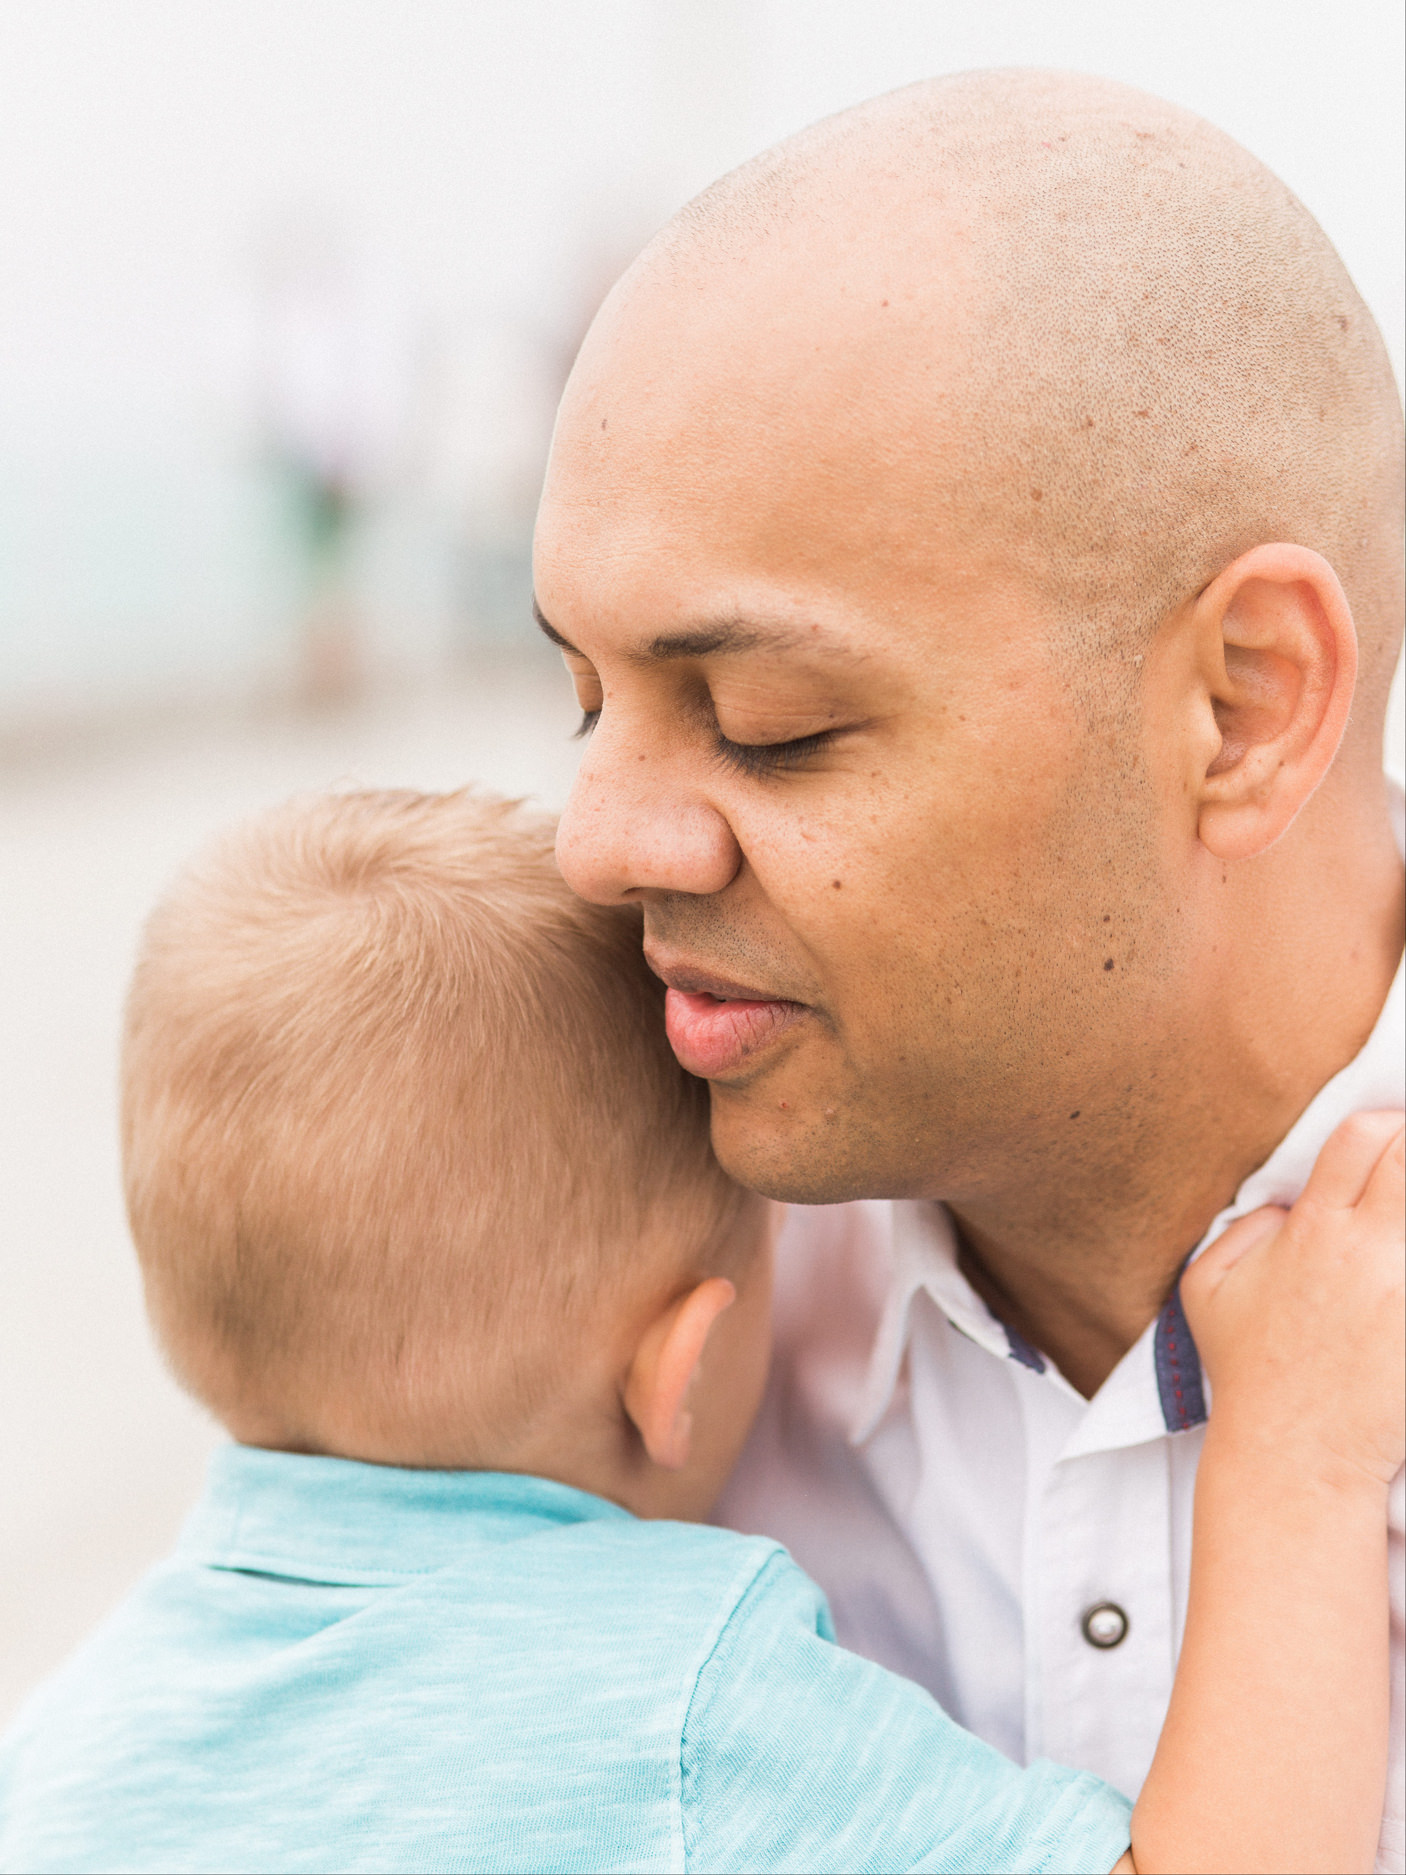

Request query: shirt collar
[
  {"left": 851, "top": 775, "right": 1405, "bottom": 1455},
  {"left": 849, "top": 1201, "right": 1082, "bottom": 1444},
  {"left": 178, "top": 1443, "right": 630, "bottom": 1585}
]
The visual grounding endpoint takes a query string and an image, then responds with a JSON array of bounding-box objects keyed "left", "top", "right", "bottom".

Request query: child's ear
[{"left": 622, "top": 1278, "right": 737, "bottom": 1471}]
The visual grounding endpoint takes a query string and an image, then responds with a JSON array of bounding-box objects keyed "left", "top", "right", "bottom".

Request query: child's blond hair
[{"left": 121, "top": 788, "right": 752, "bottom": 1460}]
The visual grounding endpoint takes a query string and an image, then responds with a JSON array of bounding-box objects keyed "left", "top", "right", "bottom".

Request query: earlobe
[
  {"left": 1193, "top": 545, "right": 1357, "bottom": 862},
  {"left": 622, "top": 1278, "right": 737, "bottom": 1471}
]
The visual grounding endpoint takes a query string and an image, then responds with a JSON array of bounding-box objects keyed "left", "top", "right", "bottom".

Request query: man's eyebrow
[
  {"left": 533, "top": 598, "right": 848, "bottom": 666},
  {"left": 642, "top": 623, "right": 778, "bottom": 660},
  {"left": 532, "top": 598, "right": 573, "bottom": 651}
]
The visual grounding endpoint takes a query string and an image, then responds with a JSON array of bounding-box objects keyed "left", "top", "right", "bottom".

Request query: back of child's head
[{"left": 121, "top": 788, "right": 755, "bottom": 1462}]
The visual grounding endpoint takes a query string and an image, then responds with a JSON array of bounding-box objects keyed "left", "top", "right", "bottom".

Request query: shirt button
[{"left": 1081, "top": 1601, "right": 1129, "bottom": 1649}]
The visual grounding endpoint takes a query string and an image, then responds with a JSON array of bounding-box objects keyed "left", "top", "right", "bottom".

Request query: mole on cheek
[{"left": 831, "top": 879, "right": 843, "bottom": 890}]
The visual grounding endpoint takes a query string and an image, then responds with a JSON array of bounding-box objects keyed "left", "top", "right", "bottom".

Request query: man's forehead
[
  {"left": 533, "top": 267, "right": 999, "bottom": 637},
  {"left": 532, "top": 364, "right": 985, "bottom": 660}
]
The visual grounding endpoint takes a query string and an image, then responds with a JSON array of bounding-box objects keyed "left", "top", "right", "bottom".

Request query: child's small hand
[{"left": 1182, "top": 1111, "right": 1405, "bottom": 1495}]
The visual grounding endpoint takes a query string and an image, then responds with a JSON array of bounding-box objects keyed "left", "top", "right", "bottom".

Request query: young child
[{"left": 0, "top": 788, "right": 1399, "bottom": 1874}]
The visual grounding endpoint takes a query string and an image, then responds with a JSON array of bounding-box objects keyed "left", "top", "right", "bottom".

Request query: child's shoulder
[
  {"left": 0, "top": 1509, "right": 831, "bottom": 1875},
  {"left": 429, "top": 1509, "right": 826, "bottom": 1661}
]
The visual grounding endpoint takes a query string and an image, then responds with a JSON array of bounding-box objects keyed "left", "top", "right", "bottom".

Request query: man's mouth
[{"left": 648, "top": 957, "right": 810, "bottom": 1079}]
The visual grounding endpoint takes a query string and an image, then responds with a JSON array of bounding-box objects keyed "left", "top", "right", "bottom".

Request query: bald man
[{"left": 533, "top": 71, "right": 1406, "bottom": 1868}]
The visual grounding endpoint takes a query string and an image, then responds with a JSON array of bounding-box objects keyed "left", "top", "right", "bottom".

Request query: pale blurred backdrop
[{"left": 2, "top": 0, "right": 1402, "bottom": 1724}]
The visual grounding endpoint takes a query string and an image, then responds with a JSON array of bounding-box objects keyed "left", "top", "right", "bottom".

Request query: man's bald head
[{"left": 580, "top": 69, "right": 1402, "bottom": 741}]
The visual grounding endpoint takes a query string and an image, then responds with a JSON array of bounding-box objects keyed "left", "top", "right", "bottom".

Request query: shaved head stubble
[{"left": 657, "top": 71, "right": 1402, "bottom": 707}]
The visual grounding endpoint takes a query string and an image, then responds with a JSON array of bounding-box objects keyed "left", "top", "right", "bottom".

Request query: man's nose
[{"left": 555, "top": 723, "right": 743, "bottom": 906}]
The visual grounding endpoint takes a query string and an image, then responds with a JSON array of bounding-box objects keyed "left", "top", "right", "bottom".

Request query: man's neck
[{"left": 952, "top": 802, "right": 1404, "bottom": 1399}]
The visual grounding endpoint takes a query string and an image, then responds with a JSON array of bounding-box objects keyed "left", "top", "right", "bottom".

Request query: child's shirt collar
[{"left": 178, "top": 1444, "right": 631, "bottom": 1586}]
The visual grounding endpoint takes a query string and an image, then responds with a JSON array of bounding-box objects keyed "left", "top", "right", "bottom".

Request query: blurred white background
[{"left": 2, "top": 0, "right": 1403, "bottom": 1724}]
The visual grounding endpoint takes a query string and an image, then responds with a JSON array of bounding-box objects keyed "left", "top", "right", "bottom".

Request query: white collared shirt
[{"left": 717, "top": 783, "right": 1405, "bottom": 1872}]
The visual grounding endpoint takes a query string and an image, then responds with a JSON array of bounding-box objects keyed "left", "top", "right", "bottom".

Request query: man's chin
[{"left": 707, "top": 1082, "right": 894, "bottom": 1207}]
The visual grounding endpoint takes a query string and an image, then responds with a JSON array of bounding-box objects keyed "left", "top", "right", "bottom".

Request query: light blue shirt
[{"left": 0, "top": 1446, "right": 1132, "bottom": 1873}]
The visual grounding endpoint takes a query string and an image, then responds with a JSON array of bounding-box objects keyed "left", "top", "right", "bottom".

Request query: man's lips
[
  {"left": 663, "top": 988, "right": 808, "bottom": 1078},
  {"left": 649, "top": 959, "right": 810, "bottom": 1079}
]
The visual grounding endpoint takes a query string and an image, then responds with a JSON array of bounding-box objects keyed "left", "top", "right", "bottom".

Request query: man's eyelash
[
  {"left": 713, "top": 729, "right": 839, "bottom": 777},
  {"left": 573, "top": 707, "right": 839, "bottom": 775}
]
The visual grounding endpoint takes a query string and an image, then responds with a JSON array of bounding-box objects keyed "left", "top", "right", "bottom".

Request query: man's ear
[
  {"left": 1191, "top": 543, "right": 1357, "bottom": 861},
  {"left": 621, "top": 1278, "right": 736, "bottom": 1471}
]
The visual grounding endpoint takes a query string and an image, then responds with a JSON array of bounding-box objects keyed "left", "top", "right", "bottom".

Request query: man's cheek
[{"left": 760, "top": 833, "right": 913, "bottom": 928}]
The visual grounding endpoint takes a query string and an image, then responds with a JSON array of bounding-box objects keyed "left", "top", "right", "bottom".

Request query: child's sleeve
[{"left": 680, "top": 1551, "right": 1132, "bottom": 1875}]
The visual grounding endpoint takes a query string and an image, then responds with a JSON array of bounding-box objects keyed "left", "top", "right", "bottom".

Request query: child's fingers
[
  {"left": 1298, "top": 1110, "right": 1406, "bottom": 1211},
  {"left": 1357, "top": 1120, "right": 1406, "bottom": 1231},
  {"left": 1183, "top": 1206, "right": 1285, "bottom": 1311}
]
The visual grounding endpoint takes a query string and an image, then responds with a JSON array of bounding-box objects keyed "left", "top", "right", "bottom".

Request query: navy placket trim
[
  {"left": 995, "top": 1278, "right": 1207, "bottom": 1423},
  {"left": 1154, "top": 1280, "right": 1207, "bottom": 1431},
  {"left": 1002, "top": 1321, "right": 1047, "bottom": 1373}
]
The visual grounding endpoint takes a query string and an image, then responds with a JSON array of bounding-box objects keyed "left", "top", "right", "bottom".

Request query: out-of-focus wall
[
  {"left": 1, "top": 0, "right": 1402, "bottom": 1730},
  {"left": 0, "top": 2, "right": 678, "bottom": 723}
]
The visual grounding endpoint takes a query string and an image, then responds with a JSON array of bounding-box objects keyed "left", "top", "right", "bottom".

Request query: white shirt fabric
[{"left": 718, "top": 782, "right": 1405, "bottom": 1872}]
